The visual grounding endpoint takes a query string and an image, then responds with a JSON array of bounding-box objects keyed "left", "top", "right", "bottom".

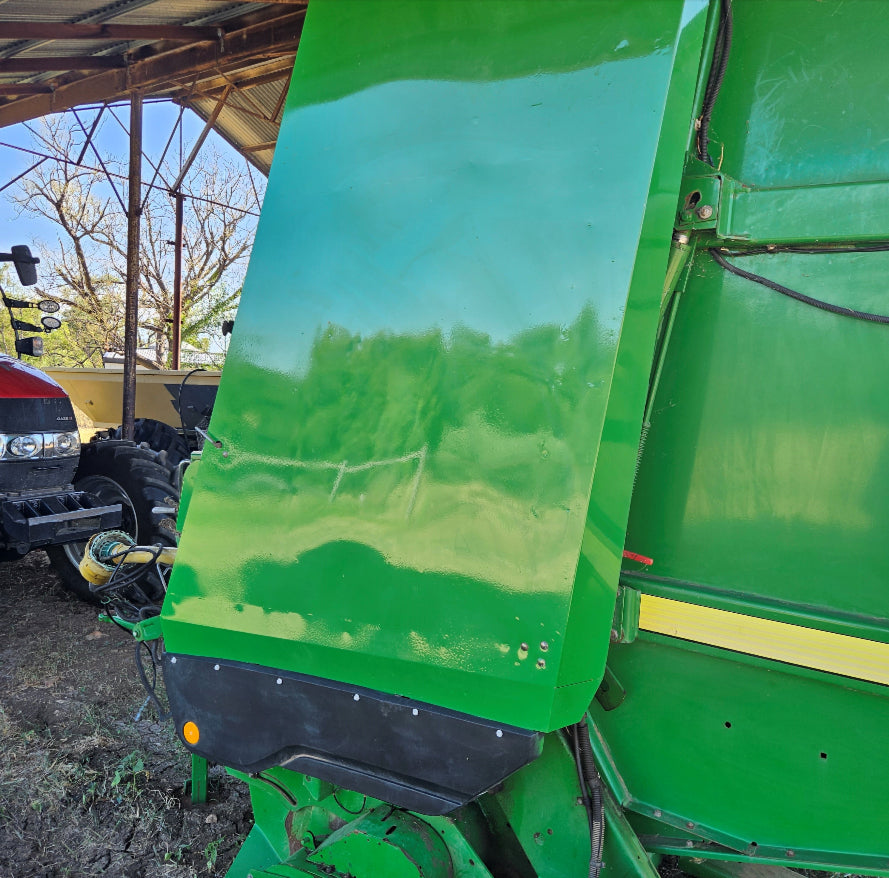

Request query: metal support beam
[
  {"left": 0, "top": 158, "right": 46, "bottom": 196},
  {"left": 169, "top": 85, "right": 231, "bottom": 193},
  {"left": 0, "top": 84, "right": 53, "bottom": 95},
  {"left": 0, "top": 57, "right": 124, "bottom": 73},
  {"left": 269, "top": 77, "right": 290, "bottom": 123},
  {"left": 176, "top": 57, "right": 293, "bottom": 97},
  {"left": 105, "top": 103, "right": 176, "bottom": 193},
  {"left": 0, "top": 12, "right": 304, "bottom": 129},
  {"left": 0, "top": 23, "right": 221, "bottom": 41},
  {"left": 241, "top": 141, "right": 277, "bottom": 153},
  {"left": 72, "top": 107, "right": 127, "bottom": 214},
  {"left": 172, "top": 192, "right": 184, "bottom": 370},
  {"left": 75, "top": 104, "right": 105, "bottom": 165},
  {"left": 122, "top": 92, "right": 143, "bottom": 441},
  {"left": 142, "top": 104, "right": 185, "bottom": 212}
]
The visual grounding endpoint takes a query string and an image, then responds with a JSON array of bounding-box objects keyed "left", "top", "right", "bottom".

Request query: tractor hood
[{"left": 0, "top": 354, "right": 67, "bottom": 400}]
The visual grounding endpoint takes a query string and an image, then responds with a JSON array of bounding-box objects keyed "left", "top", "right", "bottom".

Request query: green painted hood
[{"left": 161, "top": 0, "right": 707, "bottom": 732}]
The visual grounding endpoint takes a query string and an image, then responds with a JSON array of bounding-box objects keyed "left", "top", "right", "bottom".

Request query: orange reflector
[{"left": 183, "top": 721, "right": 200, "bottom": 745}]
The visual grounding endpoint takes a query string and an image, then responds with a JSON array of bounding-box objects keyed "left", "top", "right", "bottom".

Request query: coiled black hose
[
  {"left": 697, "top": 0, "right": 733, "bottom": 164},
  {"left": 571, "top": 720, "right": 604, "bottom": 878}
]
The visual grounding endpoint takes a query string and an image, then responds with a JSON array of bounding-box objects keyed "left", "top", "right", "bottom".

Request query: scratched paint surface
[{"left": 162, "top": 0, "right": 706, "bottom": 731}]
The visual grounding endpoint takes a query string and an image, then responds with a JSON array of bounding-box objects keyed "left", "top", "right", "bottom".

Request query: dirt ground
[
  {"left": 0, "top": 552, "right": 252, "bottom": 878},
  {"left": 0, "top": 554, "right": 850, "bottom": 878}
]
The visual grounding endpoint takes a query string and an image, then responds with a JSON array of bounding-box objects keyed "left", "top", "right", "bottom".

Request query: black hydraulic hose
[
  {"left": 95, "top": 545, "right": 164, "bottom": 599},
  {"left": 698, "top": 0, "right": 732, "bottom": 160},
  {"left": 135, "top": 642, "right": 170, "bottom": 721},
  {"left": 697, "top": 0, "right": 733, "bottom": 164},
  {"left": 707, "top": 4, "right": 732, "bottom": 106},
  {"left": 569, "top": 721, "right": 604, "bottom": 878},
  {"left": 570, "top": 725, "right": 596, "bottom": 877},
  {"left": 575, "top": 721, "right": 604, "bottom": 877},
  {"left": 710, "top": 248, "right": 889, "bottom": 324},
  {"left": 178, "top": 367, "right": 206, "bottom": 438},
  {"left": 720, "top": 242, "right": 889, "bottom": 256}
]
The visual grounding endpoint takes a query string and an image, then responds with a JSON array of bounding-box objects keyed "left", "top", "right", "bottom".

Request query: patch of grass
[
  {"left": 111, "top": 750, "right": 148, "bottom": 794},
  {"left": 162, "top": 841, "right": 190, "bottom": 864},
  {"left": 0, "top": 708, "right": 71, "bottom": 815},
  {"left": 0, "top": 559, "right": 250, "bottom": 877},
  {"left": 204, "top": 838, "right": 221, "bottom": 873}
]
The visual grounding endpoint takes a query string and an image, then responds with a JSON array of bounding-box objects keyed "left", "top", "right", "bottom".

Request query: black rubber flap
[{"left": 163, "top": 654, "right": 542, "bottom": 815}]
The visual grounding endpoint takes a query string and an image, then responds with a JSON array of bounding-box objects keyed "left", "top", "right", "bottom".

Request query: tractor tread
[{"left": 47, "top": 439, "right": 179, "bottom": 603}]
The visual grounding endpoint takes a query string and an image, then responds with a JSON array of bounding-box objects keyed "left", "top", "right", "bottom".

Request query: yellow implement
[{"left": 44, "top": 368, "right": 220, "bottom": 438}]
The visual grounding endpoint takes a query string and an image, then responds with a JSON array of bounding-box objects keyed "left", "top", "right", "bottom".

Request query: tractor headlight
[
  {"left": 0, "top": 431, "right": 80, "bottom": 460},
  {"left": 41, "top": 431, "right": 81, "bottom": 458},
  {"left": 50, "top": 431, "right": 80, "bottom": 458},
  {"left": 7, "top": 434, "right": 41, "bottom": 458}
]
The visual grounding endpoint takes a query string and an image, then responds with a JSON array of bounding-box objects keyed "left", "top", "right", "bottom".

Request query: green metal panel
[
  {"left": 628, "top": 247, "right": 889, "bottom": 624},
  {"left": 162, "top": 0, "right": 708, "bottom": 732},
  {"left": 707, "top": 0, "right": 889, "bottom": 188},
  {"left": 593, "top": 636, "right": 889, "bottom": 867},
  {"left": 720, "top": 180, "right": 889, "bottom": 245},
  {"left": 598, "top": 2, "right": 889, "bottom": 866},
  {"left": 486, "top": 733, "right": 591, "bottom": 878},
  {"left": 309, "top": 808, "right": 453, "bottom": 877},
  {"left": 159, "top": 1, "right": 889, "bottom": 874},
  {"left": 605, "top": 243, "right": 889, "bottom": 868}
]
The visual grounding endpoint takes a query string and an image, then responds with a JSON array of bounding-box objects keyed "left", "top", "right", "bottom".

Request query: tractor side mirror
[{"left": 10, "top": 245, "right": 39, "bottom": 287}]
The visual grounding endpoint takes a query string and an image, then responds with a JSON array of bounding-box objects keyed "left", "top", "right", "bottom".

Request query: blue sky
[{"left": 0, "top": 100, "right": 252, "bottom": 247}]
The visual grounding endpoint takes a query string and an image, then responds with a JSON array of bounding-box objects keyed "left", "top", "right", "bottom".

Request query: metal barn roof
[{"left": 0, "top": 0, "right": 305, "bottom": 173}]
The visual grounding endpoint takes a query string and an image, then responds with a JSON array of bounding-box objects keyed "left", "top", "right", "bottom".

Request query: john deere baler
[{"left": 152, "top": 2, "right": 889, "bottom": 875}]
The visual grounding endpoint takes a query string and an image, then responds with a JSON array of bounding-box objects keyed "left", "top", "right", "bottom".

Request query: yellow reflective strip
[{"left": 639, "top": 593, "right": 889, "bottom": 686}]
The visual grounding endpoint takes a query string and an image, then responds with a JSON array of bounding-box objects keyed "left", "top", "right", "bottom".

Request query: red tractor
[{"left": 0, "top": 244, "right": 177, "bottom": 600}]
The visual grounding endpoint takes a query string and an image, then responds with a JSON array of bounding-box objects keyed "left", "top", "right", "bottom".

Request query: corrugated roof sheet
[
  {"left": 0, "top": 0, "right": 302, "bottom": 174},
  {"left": 188, "top": 75, "right": 283, "bottom": 173}
]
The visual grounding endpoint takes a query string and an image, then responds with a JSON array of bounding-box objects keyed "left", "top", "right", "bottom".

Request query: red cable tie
[{"left": 622, "top": 550, "right": 653, "bottom": 566}]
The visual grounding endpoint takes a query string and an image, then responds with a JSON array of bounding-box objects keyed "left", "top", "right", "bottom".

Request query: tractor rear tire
[
  {"left": 47, "top": 440, "right": 179, "bottom": 603},
  {"left": 114, "top": 418, "right": 191, "bottom": 468}
]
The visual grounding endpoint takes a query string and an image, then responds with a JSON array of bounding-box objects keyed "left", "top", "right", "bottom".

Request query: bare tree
[{"left": 8, "top": 115, "right": 262, "bottom": 368}]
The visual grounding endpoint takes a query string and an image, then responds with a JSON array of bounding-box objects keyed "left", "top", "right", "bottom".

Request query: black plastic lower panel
[{"left": 163, "top": 654, "right": 543, "bottom": 815}]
